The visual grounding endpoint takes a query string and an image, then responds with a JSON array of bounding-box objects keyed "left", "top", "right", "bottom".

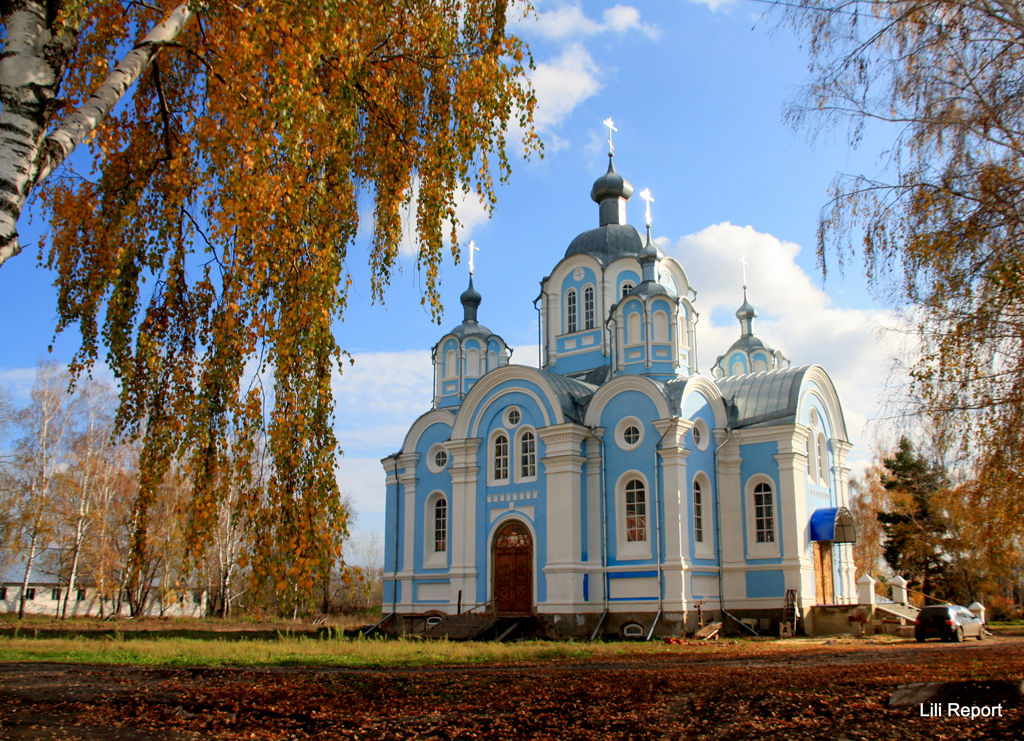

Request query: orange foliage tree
[
  {"left": 780, "top": 0, "right": 1024, "bottom": 559},
  {"left": 0, "top": 0, "right": 537, "bottom": 609}
]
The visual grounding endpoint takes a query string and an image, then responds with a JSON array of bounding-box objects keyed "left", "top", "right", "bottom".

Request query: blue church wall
[
  {"left": 550, "top": 336, "right": 605, "bottom": 374},
  {"left": 746, "top": 569, "right": 786, "bottom": 599},
  {"left": 739, "top": 441, "right": 783, "bottom": 564},
  {"left": 600, "top": 389, "right": 662, "bottom": 568},
  {"left": 413, "top": 421, "right": 454, "bottom": 574},
  {"left": 728, "top": 352, "right": 749, "bottom": 376},
  {"left": 470, "top": 385, "right": 550, "bottom": 605},
  {"left": 616, "top": 270, "right": 640, "bottom": 297},
  {"left": 383, "top": 473, "right": 400, "bottom": 603},
  {"left": 682, "top": 394, "right": 720, "bottom": 566}
]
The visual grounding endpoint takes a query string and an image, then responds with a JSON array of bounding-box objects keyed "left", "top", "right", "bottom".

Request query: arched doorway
[{"left": 493, "top": 521, "right": 533, "bottom": 615}]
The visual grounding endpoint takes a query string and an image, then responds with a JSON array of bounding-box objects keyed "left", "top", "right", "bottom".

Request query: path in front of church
[{"left": 1, "top": 637, "right": 1021, "bottom": 739}]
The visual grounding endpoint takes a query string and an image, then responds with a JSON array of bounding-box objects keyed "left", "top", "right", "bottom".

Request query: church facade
[{"left": 382, "top": 153, "right": 856, "bottom": 637}]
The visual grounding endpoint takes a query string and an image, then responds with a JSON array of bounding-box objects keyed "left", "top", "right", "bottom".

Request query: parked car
[{"left": 914, "top": 604, "right": 985, "bottom": 642}]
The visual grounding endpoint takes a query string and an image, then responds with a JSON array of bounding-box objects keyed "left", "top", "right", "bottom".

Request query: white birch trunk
[
  {"left": 18, "top": 529, "right": 38, "bottom": 620},
  {"left": 0, "top": 1, "right": 192, "bottom": 268}
]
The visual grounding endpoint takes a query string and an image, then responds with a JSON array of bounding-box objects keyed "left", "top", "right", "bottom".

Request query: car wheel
[
  {"left": 916, "top": 636, "right": 925, "bottom": 643},
  {"left": 954, "top": 626, "right": 964, "bottom": 643}
]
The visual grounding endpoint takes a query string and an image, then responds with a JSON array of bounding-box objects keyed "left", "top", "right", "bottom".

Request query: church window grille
[
  {"left": 624, "top": 426, "right": 640, "bottom": 446},
  {"left": 566, "top": 289, "right": 578, "bottom": 333},
  {"left": 434, "top": 450, "right": 448, "bottom": 469},
  {"left": 493, "top": 433, "right": 509, "bottom": 481},
  {"left": 507, "top": 408, "right": 521, "bottom": 426},
  {"left": 817, "top": 433, "right": 828, "bottom": 484},
  {"left": 584, "top": 286, "right": 595, "bottom": 329},
  {"left": 520, "top": 430, "right": 536, "bottom": 478},
  {"left": 625, "top": 479, "right": 647, "bottom": 542},
  {"left": 693, "top": 480, "right": 704, "bottom": 543},
  {"left": 692, "top": 426, "right": 702, "bottom": 448},
  {"left": 434, "top": 498, "right": 447, "bottom": 552},
  {"left": 754, "top": 482, "right": 774, "bottom": 543},
  {"left": 621, "top": 282, "right": 634, "bottom": 298}
]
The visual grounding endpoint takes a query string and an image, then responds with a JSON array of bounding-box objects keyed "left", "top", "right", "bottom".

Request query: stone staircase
[
  {"left": 876, "top": 603, "right": 921, "bottom": 622},
  {"left": 422, "top": 613, "right": 501, "bottom": 641}
]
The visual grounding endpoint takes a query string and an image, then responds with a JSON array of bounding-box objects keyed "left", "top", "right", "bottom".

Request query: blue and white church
[{"left": 382, "top": 148, "right": 857, "bottom": 637}]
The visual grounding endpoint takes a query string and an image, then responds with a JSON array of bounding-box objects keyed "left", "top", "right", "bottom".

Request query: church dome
[
  {"left": 564, "top": 223, "right": 646, "bottom": 258},
  {"left": 590, "top": 155, "right": 634, "bottom": 203}
]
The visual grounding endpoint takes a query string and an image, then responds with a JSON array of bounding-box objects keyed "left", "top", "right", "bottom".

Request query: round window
[
  {"left": 691, "top": 418, "right": 710, "bottom": 452},
  {"left": 615, "top": 417, "right": 645, "bottom": 450},
  {"left": 573, "top": 267, "right": 585, "bottom": 281},
  {"left": 427, "top": 443, "right": 450, "bottom": 474},
  {"left": 505, "top": 407, "right": 521, "bottom": 427},
  {"left": 692, "top": 426, "right": 701, "bottom": 447}
]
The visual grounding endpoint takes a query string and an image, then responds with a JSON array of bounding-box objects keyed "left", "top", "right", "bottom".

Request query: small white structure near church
[{"left": 382, "top": 135, "right": 856, "bottom": 637}]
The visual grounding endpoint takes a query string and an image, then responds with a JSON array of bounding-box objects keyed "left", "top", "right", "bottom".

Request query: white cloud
[
  {"left": 523, "top": 4, "right": 659, "bottom": 40},
  {"left": 530, "top": 43, "right": 603, "bottom": 131},
  {"left": 686, "top": 0, "right": 738, "bottom": 12},
  {"left": 667, "top": 222, "right": 897, "bottom": 472},
  {"left": 395, "top": 180, "right": 493, "bottom": 258}
]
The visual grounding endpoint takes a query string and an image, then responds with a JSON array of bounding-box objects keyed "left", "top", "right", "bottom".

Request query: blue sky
[{"left": 0, "top": 1, "right": 901, "bottom": 538}]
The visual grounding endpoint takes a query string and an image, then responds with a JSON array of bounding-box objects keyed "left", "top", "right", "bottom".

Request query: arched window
[
  {"left": 566, "top": 289, "right": 578, "bottom": 334},
  {"left": 445, "top": 349, "right": 457, "bottom": 379},
  {"left": 817, "top": 433, "right": 828, "bottom": 484},
  {"left": 621, "top": 281, "right": 634, "bottom": 298},
  {"left": 693, "top": 480, "right": 703, "bottom": 543},
  {"left": 520, "top": 430, "right": 536, "bottom": 478},
  {"left": 805, "top": 435, "right": 814, "bottom": 477},
  {"left": 493, "top": 433, "right": 509, "bottom": 482},
  {"left": 627, "top": 312, "right": 642, "bottom": 343},
  {"left": 584, "top": 286, "right": 596, "bottom": 329},
  {"left": 754, "top": 482, "right": 774, "bottom": 543},
  {"left": 434, "top": 498, "right": 447, "bottom": 552},
  {"left": 466, "top": 348, "right": 480, "bottom": 377},
  {"left": 653, "top": 311, "right": 669, "bottom": 342},
  {"left": 625, "top": 479, "right": 647, "bottom": 542}
]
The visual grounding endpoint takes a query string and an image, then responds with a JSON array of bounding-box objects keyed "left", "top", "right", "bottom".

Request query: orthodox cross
[
  {"left": 603, "top": 117, "right": 617, "bottom": 154},
  {"left": 739, "top": 255, "right": 749, "bottom": 288},
  {"left": 468, "top": 240, "right": 479, "bottom": 276},
  {"left": 640, "top": 188, "right": 654, "bottom": 226}
]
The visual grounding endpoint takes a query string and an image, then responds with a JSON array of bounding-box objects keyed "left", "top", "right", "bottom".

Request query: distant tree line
[{"left": 0, "top": 362, "right": 382, "bottom": 620}]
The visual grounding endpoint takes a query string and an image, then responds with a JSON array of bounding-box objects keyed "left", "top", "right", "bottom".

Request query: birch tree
[
  {"left": 10, "top": 362, "right": 78, "bottom": 619},
  {"left": 0, "top": 1, "right": 536, "bottom": 608}
]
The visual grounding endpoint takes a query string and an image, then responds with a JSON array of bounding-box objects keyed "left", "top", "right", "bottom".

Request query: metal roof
[
  {"left": 564, "top": 224, "right": 645, "bottom": 258},
  {"left": 536, "top": 369, "right": 598, "bottom": 423},
  {"left": 715, "top": 365, "right": 811, "bottom": 429},
  {"left": 810, "top": 506, "right": 857, "bottom": 543}
]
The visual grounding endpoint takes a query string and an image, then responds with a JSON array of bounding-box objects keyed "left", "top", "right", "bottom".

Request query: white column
[
  {"left": 539, "top": 423, "right": 589, "bottom": 612},
  {"left": 832, "top": 439, "right": 855, "bottom": 602},
  {"left": 890, "top": 574, "right": 908, "bottom": 605},
  {"left": 716, "top": 430, "right": 743, "bottom": 608},
  {"left": 396, "top": 453, "right": 420, "bottom": 611},
  {"left": 585, "top": 431, "right": 605, "bottom": 605},
  {"left": 447, "top": 438, "right": 481, "bottom": 612},
  {"left": 654, "top": 417, "right": 692, "bottom": 610}
]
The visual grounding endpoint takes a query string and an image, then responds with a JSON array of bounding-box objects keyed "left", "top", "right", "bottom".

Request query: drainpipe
[
  {"left": 653, "top": 419, "right": 675, "bottom": 624},
  {"left": 533, "top": 291, "right": 544, "bottom": 369},
  {"left": 713, "top": 428, "right": 731, "bottom": 625}
]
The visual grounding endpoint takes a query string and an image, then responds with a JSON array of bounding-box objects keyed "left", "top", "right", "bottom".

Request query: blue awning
[{"left": 809, "top": 507, "right": 856, "bottom": 543}]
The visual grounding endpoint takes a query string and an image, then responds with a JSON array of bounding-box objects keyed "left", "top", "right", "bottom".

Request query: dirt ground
[{"left": 2, "top": 636, "right": 1023, "bottom": 740}]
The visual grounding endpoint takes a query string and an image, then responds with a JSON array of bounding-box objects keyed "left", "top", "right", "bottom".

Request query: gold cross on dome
[
  {"left": 603, "top": 118, "right": 617, "bottom": 154},
  {"left": 640, "top": 188, "right": 654, "bottom": 226}
]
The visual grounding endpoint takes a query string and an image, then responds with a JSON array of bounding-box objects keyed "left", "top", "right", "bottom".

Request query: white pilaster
[
  {"left": 396, "top": 453, "right": 420, "bottom": 611},
  {"left": 654, "top": 417, "right": 693, "bottom": 610},
  {"left": 539, "top": 423, "right": 589, "bottom": 611},
  {"left": 447, "top": 438, "right": 481, "bottom": 612}
]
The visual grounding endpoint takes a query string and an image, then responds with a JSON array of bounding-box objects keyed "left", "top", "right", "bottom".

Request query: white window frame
[
  {"left": 566, "top": 288, "right": 578, "bottom": 334},
  {"left": 424, "top": 490, "right": 449, "bottom": 569},
  {"left": 620, "top": 281, "right": 635, "bottom": 299},
  {"left": 692, "top": 472, "right": 715, "bottom": 558},
  {"left": 516, "top": 426, "right": 538, "bottom": 482},
  {"left": 488, "top": 429, "right": 511, "bottom": 485},
  {"left": 745, "top": 475, "right": 781, "bottom": 559},
  {"left": 691, "top": 418, "right": 709, "bottom": 452},
  {"left": 583, "top": 285, "right": 596, "bottom": 330},
  {"left": 427, "top": 443, "right": 450, "bottom": 474},
  {"left": 615, "top": 471, "right": 652, "bottom": 560},
  {"left": 615, "top": 416, "right": 644, "bottom": 451},
  {"left": 817, "top": 432, "right": 829, "bottom": 486}
]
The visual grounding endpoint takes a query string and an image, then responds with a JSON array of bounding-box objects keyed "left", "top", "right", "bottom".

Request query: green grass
[{"left": 0, "top": 633, "right": 681, "bottom": 668}]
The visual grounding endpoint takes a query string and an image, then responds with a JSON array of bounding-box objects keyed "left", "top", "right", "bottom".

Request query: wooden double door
[
  {"left": 494, "top": 522, "right": 533, "bottom": 615},
  {"left": 814, "top": 541, "right": 835, "bottom": 605}
]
